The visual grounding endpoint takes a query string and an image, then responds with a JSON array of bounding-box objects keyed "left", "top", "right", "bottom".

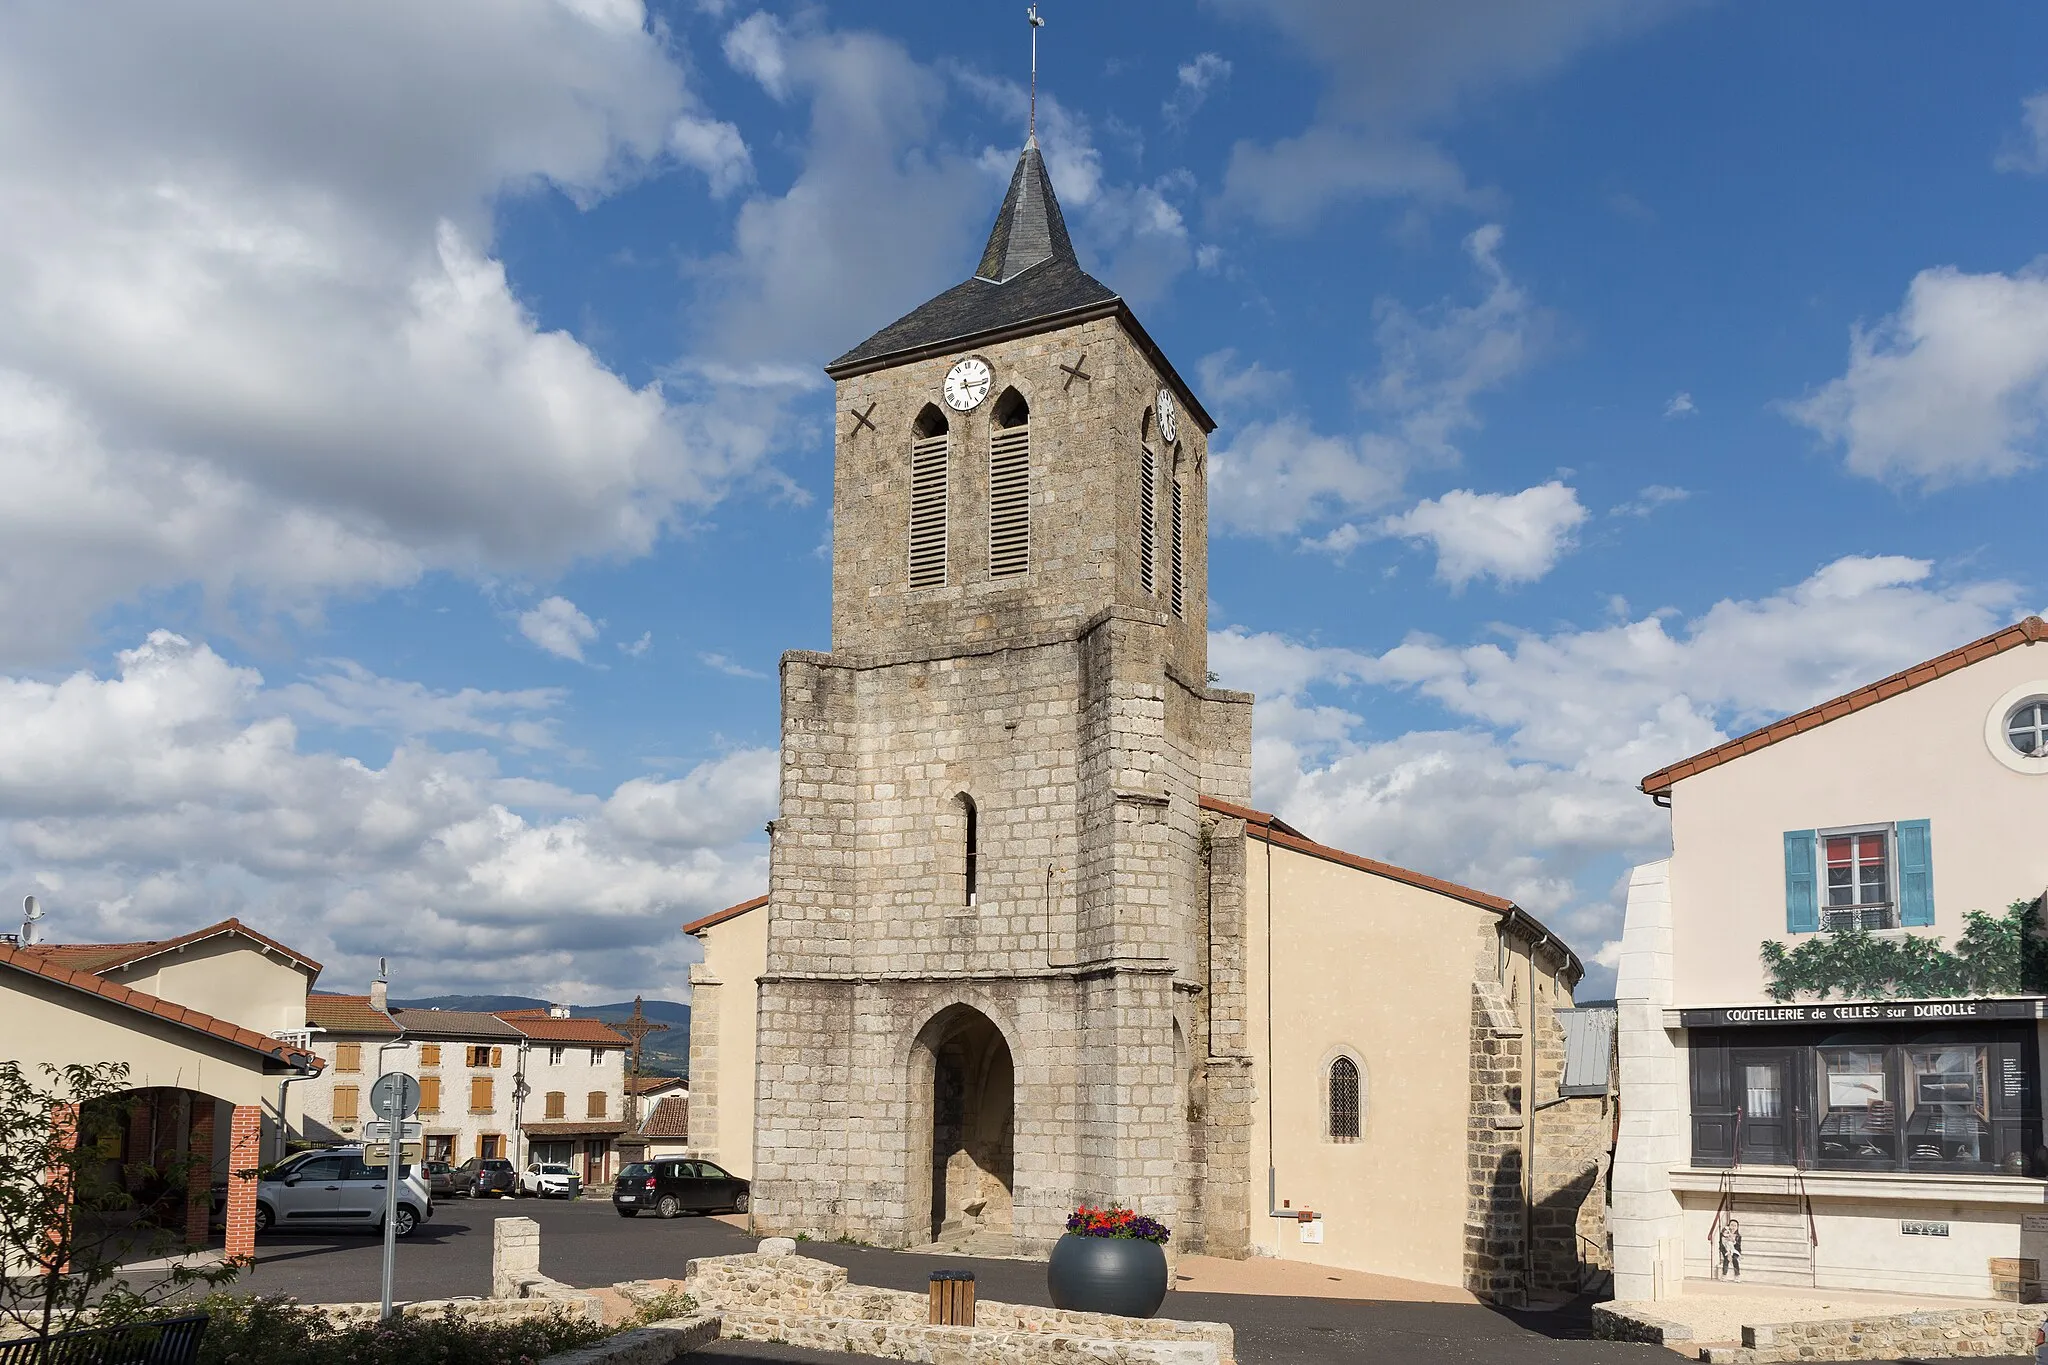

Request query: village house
[
  {"left": 1612, "top": 616, "right": 2048, "bottom": 1302},
  {"left": 679, "top": 139, "right": 1608, "bottom": 1303}
]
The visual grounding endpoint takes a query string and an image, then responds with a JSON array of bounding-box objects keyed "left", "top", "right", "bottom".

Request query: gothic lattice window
[
  {"left": 1138, "top": 444, "right": 1157, "bottom": 594},
  {"left": 1328, "top": 1056, "right": 1360, "bottom": 1140},
  {"left": 990, "top": 394, "right": 1031, "bottom": 578},
  {"left": 1169, "top": 478, "right": 1185, "bottom": 618},
  {"left": 909, "top": 431, "right": 949, "bottom": 588}
]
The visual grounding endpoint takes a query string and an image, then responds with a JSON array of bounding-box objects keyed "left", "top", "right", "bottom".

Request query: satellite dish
[{"left": 23, "top": 896, "right": 42, "bottom": 922}]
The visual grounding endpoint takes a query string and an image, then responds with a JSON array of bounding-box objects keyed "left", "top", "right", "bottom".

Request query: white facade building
[{"left": 1612, "top": 616, "right": 2048, "bottom": 1302}]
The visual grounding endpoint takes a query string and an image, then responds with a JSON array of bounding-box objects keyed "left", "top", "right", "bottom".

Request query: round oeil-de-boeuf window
[{"left": 2008, "top": 698, "right": 2048, "bottom": 756}]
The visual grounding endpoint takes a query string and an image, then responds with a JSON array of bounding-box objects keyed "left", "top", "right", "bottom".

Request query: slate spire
[{"left": 974, "top": 142, "right": 1078, "bottom": 285}]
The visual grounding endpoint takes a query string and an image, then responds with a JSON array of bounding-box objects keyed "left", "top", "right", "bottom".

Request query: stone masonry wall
[{"left": 1465, "top": 941, "right": 1527, "bottom": 1304}]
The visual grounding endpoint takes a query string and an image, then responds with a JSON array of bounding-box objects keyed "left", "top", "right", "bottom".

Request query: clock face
[
  {"left": 1156, "top": 388, "right": 1178, "bottom": 444},
  {"left": 944, "top": 357, "right": 993, "bottom": 412}
]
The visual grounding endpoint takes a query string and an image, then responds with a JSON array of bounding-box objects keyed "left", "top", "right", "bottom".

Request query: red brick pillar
[
  {"left": 43, "top": 1102, "right": 79, "bottom": 1275},
  {"left": 125, "top": 1090, "right": 155, "bottom": 1191},
  {"left": 184, "top": 1101, "right": 216, "bottom": 1248},
  {"left": 223, "top": 1105, "right": 261, "bottom": 1264}
]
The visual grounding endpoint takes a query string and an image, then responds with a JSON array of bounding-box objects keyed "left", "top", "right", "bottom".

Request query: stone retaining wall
[
  {"left": 1701, "top": 1306, "right": 2041, "bottom": 1363},
  {"left": 684, "top": 1250, "right": 1235, "bottom": 1364},
  {"left": 537, "top": 1316, "right": 722, "bottom": 1365}
]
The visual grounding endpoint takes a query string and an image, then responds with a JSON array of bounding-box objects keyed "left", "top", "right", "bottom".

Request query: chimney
[
  {"left": 548, "top": 1002, "right": 571, "bottom": 1019},
  {"left": 370, "top": 976, "right": 388, "bottom": 1013}
]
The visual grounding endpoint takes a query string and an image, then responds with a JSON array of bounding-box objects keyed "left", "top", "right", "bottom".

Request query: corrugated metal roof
[{"left": 1558, "top": 1005, "right": 1616, "bottom": 1098}]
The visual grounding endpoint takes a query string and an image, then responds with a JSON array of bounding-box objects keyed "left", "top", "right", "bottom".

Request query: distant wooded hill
[{"left": 369, "top": 994, "right": 692, "bottom": 1077}]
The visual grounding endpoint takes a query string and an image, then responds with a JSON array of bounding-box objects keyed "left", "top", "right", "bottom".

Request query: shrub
[
  {"left": 1063, "top": 1206, "right": 1169, "bottom": 1244},
  {"left": 191, "top": 1295, "right": 611, "bottom": 1365}
]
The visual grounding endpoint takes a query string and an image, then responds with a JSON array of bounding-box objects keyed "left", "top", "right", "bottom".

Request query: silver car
[{"left": 255, "top": 1147, "right": 433, "bottom": 1237}]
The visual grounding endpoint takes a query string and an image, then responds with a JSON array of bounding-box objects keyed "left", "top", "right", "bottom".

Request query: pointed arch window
[
  {"left": 909, "top": 405, "right": 950, "bottom": 589},
  {"left": 989, "top": 390, "right": 1031, "bottom": 578},
  {"left": 957, "top": 793, "right": 979, "bottom": 906},
  {"left": 1169, "top": 463, "right": 1186, "bottom": 618},
  {"left": 1139, "top": 441, "right": 1158, "bottom": 595},
  {"left": 1328, "top": 1055, "right": 1360, "bottom": 1141}
]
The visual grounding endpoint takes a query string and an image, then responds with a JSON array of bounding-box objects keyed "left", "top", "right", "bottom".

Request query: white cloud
[
  {"left": 1211, "top": 555, "right": 2028, "bottom": 985},
  {"left": 1380, "top": 481, "right": 1588, "bottom": 588},
  {"left": 0, "top": 631, "right": 775, "bottom": 996},
  {"left": 723, "top": 11, "right": 791, "bottom": 100},
  {"left": 1664, "top": 390, "right": 1696, "bottom": 417},
  {"left": 1209, "top": 224, "right": 1547, "bottom": 538},
  {"left": 1163, "top": 53, "right": 1232, "bottom": 127},
  {"left": 699, "top": 651, "right": 768, "bottom": 680},
  {"left": 1994, "top": 91, "right": 2048, "bottom": 175},
  {"left": 1210, "top": 0, "right": 1686, "bottom": 227},
  {"left": 271, "top": 661, "right": 565, "bottom": 748},
  {"left": 620, "top": 631, "right": 653, "bottom": 658},
  {"left": 1788, "top": 260, "right": 2048, "bottom": 488},
  {"left": 0, "top": 0, "right": 766, "bottom": 665},
  {"left": 519, "top": 596, "right": 601, "bottom": 661},
  {"left": 1609, "top": 484, "right": 1691, "bottom": 518},
  {"left": 671, "top": 114, "right": 754, "bottom": 197}
]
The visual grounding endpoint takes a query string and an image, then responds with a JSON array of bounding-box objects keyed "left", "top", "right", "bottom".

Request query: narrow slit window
[
  {"left": 1169, "top": 477, "right": 1185, "bottom": 618},
  {"left": 961, "top": 794, "right": 979, "bottom": 906},
  {"left": 1138, "top": 444, "right": 1157, "bottom": 594},
  {"left": 1329, "top": 1057, "right": 1360, "bottom": 1140},
  {"left": 989, "top": 391, "right": 1031, "bottom": 578},
  {"left": 909, "top": 431, "right": 950, "bottom": 588}
]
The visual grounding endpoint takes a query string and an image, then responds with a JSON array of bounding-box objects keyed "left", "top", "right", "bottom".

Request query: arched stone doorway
[{"left": 914, "top": 1004, "right": 1014, "bottom": 1243}]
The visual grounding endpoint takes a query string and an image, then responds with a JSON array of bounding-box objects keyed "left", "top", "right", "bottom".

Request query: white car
[{"left": 519, "top": 1161, "right": 583, "bottom": 1199}]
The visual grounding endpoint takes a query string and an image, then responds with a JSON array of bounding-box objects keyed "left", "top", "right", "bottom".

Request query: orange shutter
[
  {"left": 492, "top": 1046, "right": 503, "bottom": 1068},
  {"left": 419, "top": 1077, "right": 441, "bottom": 1114},
  {"left": 333, "top": 1086, "right": 359, "bottom": 1121},
  {"left": 545, "top": 1092, "right": 565, "bottom": 1119},
  {"left": 471, "top": 1076, "right": 493, "bottom": 1112},
  {"left": 586, "top": 1091, "right": 606, "bottom": 1119},
  {"left": 420, "top": 1044, "right": 441, "bottom": 1067},
  {"left": 335, "top": 1043, "right": 361, "bottom": 1073}
]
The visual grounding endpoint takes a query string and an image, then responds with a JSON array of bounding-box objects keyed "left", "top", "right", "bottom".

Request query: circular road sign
[{"left": 369, "top": 1072, "right": 421, "bottom": 1122}]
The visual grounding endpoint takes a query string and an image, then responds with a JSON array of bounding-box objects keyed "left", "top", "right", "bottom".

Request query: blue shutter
[
  {"left": 1783, "top": 830, "right": 1819, "bottom": 933},
  {"left": 1897, "top": 819, "right": 1934, "bottom": 927}
]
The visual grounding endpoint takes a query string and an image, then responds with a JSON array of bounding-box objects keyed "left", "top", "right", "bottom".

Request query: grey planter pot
[{"left": 1047, "top": 1233, "right": 1168, "bottom": 1318}]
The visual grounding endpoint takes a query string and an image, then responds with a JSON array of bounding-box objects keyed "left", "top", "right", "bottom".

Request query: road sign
[
  {"left": 362, "top": 1120, "right": 423, "bottom": 1142},
  {"left": 369, "top": 1072, "right": 420, "bottom": 1122}
]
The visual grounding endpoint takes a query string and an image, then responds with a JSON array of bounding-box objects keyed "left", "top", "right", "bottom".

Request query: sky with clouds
[{"left": 2, "top": 0, "right": 2044, "bottom": 1002}]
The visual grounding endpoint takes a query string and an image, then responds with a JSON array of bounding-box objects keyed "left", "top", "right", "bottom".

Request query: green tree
[
  {"left": 1761, "top": 899, "right": 2048, "bottom": 1002},
  {"left": 0, "top": 1060, "right": 239, "bottom": 1340}
]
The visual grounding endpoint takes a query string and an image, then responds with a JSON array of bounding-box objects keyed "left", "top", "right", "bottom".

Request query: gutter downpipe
[{"left": 274, "top": 1071, "right": 316, "bottom": 1165}]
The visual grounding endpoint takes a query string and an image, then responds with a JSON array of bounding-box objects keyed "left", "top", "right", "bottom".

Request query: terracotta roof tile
[
  {"left": 305, "top": 994, "right": 400, "bottom": 1034},
  {"left": 638, "top": 1096, "right": 689, "bottom": 1140},
  {"left": 1197, "top": 794, "right": 1583, "bottom": 981},
  {"left": 519, "top": 1121, "right": 629, "bottom": 1139},
  {"left": 683, "top": 895, "right": 767, "bottom": 935},
  {"left": 1640, "top": 615, "right": 2048, "bottom": 796},
  {"left": 0, "top": 942, "right": 324, "bottom": 1071},
  {"left": 494, "top": 1013, "right": 631, "bottom": 1045},
  {"left": 16, "top": 917, "right": 322, "bottom": 977},
  {"left": 382, "top": 1008, "right": 524, "bottom": 1039}
]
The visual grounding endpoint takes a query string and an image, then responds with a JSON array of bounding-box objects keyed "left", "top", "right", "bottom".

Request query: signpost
[{"left": 369, "top": 1072, "right": 421, "bottom": 1321}]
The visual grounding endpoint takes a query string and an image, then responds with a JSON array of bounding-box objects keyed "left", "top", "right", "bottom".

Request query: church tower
[{"left": 749, "top": 137, "right": 1255, "bottom": 1254}]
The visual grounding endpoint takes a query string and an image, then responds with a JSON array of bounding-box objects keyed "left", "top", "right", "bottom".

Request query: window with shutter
[
  {"left": 989, "top": 393, "right": 1031, "bottom": 578},
  {"left": 335, "top": 1043, "right": 361, "bottom": 1073},
  {"left": 1138, "top": 444, "right": 1157, "bottom": 594},
  {"left": 1897, "top": 818, "right": 1934, "bottom": 926},
  {"left": 471, "top": 1076, "right": 494, "bottom": 1112},
  {"left": 1169, "top": 479, "right": 1185, "bottom": 618},
  {"left": 908, "top": 432, "right": 949, "bottom": 588},
  {"left": 333, "top": 1086, "right": 360, "bottom": 1122},
  {"left": 419, "top": 1077, "right": 440, "bottom": 1114},
  {"left": 1783, "top": 829, "right": 1819, "bottom": 934},
  {"left": 587, "top": 1091, "right": 607, "bottom": 1119},
  {"left": 492, "top": 1046, "right": 503, "bottom": 1068},
  {"left": 419, "top": 1044, "right": 440, "bottom": 1067},
  {"left": 546, "top": 1091, "right": 566, "bottom": 1119}
]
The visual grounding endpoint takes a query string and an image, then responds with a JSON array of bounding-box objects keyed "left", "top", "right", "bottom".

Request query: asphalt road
[{"left": 226, "top": 1197, "right": 2029, "bottom": 1365}]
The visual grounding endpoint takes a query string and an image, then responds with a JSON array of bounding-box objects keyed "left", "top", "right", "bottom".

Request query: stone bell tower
[{"left": 748, "top": 136, "right": 1254, "bottom": 1254}]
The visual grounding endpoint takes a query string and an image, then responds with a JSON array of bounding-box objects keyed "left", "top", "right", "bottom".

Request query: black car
[
  {"left": 613, "top": 1159, "right": 750, "bottom": 1218},
  {"left": 452, "top": 1156, "right": 518, "bottom": 1198}
]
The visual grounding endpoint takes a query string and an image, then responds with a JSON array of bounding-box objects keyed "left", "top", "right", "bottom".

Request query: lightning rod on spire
[{"left": 1027, "top": 4, "right": 1044, "bottom": 148}]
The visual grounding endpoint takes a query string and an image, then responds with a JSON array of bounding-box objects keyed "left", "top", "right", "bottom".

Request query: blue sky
[{"left": 2, "top": 0, "right": 2044, "bottom": 1000}]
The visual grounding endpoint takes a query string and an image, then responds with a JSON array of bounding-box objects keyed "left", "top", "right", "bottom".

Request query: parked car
[
  {"left": 612, "top": 1158, "right": 750, "bottom": 1218},
  {"left": 519, "top": 1162, "right": 582, "bottom": 1199},
  {"left": 255, "top": 1147, "right": 432, "bottom": 1237},
  {"left": 452, "top": 1156, "right": 519, "bottom": 1198},
  {"left": 424, "top": 1160, "right": 457, "bottom": 1199}
]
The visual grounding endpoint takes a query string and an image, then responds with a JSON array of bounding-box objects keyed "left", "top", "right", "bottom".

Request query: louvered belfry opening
[
  {"left": 909, "top": 404, "right": 950, "bottom": 589},
  {"left": 988, "top": 389, "right": 1031, "bottom": 579},
  {"left": 1169, "top": 471, "right": 1185, "bottom": 617},
  {"left": 1138, "top": 442, "right": 1157, "bottom": 595}
]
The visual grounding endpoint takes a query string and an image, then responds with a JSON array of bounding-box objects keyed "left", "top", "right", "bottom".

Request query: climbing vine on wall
[{"left": 1760, "top": 899, "right": 2048, "bottom": 1003}]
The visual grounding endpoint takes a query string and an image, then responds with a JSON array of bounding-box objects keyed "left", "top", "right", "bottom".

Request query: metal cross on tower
[
  {"left": 1027, "top": 4, "right": 1045, "bottom": 145},
  {"left": 615, "top": 995, "right": 668, "bottom": 1125}
]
